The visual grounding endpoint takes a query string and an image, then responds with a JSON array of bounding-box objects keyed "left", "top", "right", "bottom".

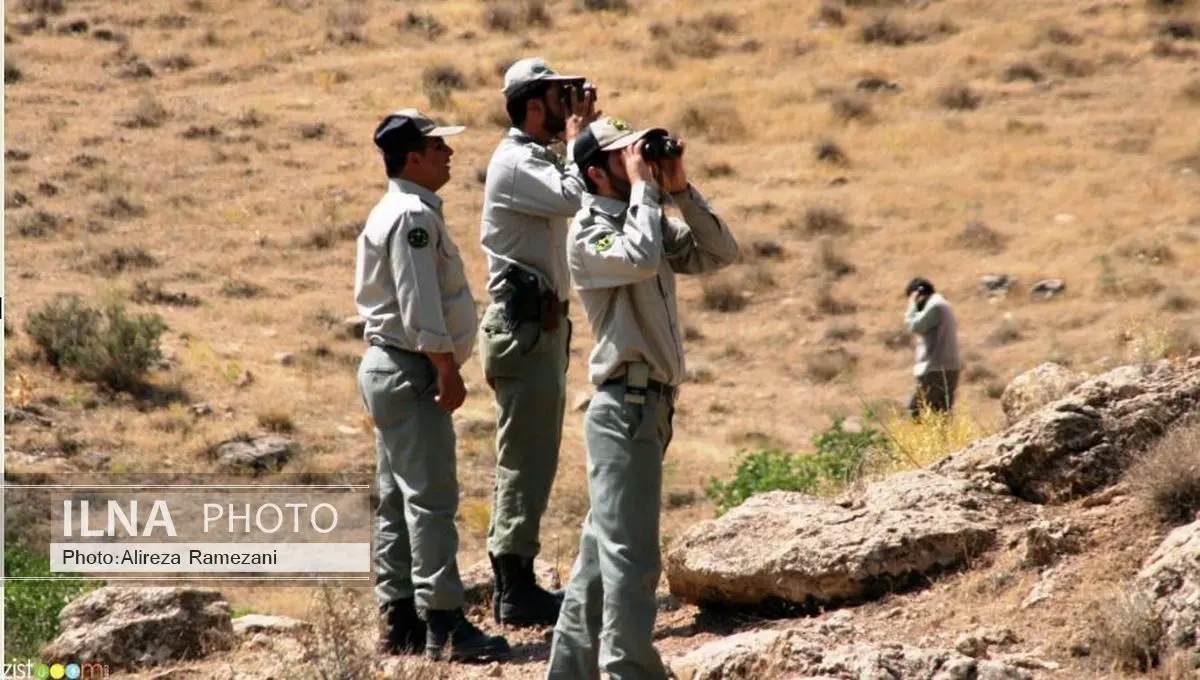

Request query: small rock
[
  {"left": 686, "top": 364, "right": 714, "bottom": 383},
  {"left": 1053, "top": 213, "right": 1077, "bottom": 225},
  {"left": 212, "top": 434, "right": 296, "bottom": 473},
  {"left": 232, "top": 614, "right": 310, "bottom": 636},
  {"left": 336, "top": 425, "right": 359, "bottom": 436},
  {"left": 343, "top": 315, "right": 367, "bottom": 340},
  {"left": 955, "top": 632, "right": 989, "bottom": 659},
  {"left": 979, "top": 274, "right": 1015, "bottom": 295},
  {"left": 1081, "top": 485, "right": 1125, "bottom": 508},
  {"left": 1021, "top": 567, "right": 1058, "bottom": 609},
  {"left": 1021, "top": 519, "right": 1083, "bottom": 568},
  {"left": 273, "top": 352, "right": 297, "bottom": 366},
  {"left": 857, "top": 76, "right": 902, "bottom": 92},
  {"left": 190, "top": 403, "right": 213, "bottom": 417},
  {"left": 235, "top": 369, "right": 253, "bottom": 388},
  {"left": 1030, "top": 278, "right": 1066, "bottom": 300}
]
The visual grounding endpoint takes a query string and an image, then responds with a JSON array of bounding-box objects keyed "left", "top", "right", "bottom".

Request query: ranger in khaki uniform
[
  {"left": 477, "top": 57, "right": 599, "bottom": 627},
  {"left": 355, "top": 109, "right": 509, "bottom": 663},
  {"left": 546, "top": 117, "right": 740, "bottom": 680}
]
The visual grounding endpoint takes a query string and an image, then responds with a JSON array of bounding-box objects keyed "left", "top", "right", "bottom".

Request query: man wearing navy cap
[
  {"left": 476, "top": 57, "right": 600, "bottom": 628},
  {"left": 355, "top": 108, "right": 510, "bottom": 662}
]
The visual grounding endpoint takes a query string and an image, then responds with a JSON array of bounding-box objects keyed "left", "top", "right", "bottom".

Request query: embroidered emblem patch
[
  {"left": 590, "top": 232, "right": 615, "bottom": 254},
  {"left": 407, "top": 227, "right": 430, "bottom": 248},
  {"left": 607, "top": 117, "right": 632, "bottom": 132}
]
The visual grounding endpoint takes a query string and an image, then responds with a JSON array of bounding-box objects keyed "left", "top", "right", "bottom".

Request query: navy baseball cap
[{"left": 373, "top": 108, "right": 465, "bottom": 151}]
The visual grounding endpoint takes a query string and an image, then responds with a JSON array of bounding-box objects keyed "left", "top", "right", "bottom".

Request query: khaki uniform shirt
[
  {"left": 568, "top": 182, "right": 740, "bottom": 387},
  {"left": 355, "top": 179, "right": 478, "bottom": 366},
  {"left": 480, "top": 129, "right": 586, "bottom": 302}
]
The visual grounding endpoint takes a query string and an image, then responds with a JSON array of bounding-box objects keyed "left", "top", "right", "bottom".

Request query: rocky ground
[{"left": 34, "top": 358, "right": 1200, "bottom": 679}]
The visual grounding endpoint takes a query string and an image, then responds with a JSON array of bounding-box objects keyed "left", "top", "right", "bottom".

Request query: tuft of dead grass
[
  {"left": 1181, "top": 77, "right": 1200, "bottom": 103},
  {"left": 805, "top": 347, "right": 858, "bottom": 383},
  {"left": 936, "top": 83, "right": 982, "bottom": 110},
  {"left": 815, "top": 237, "right": 855, "bottom": 278},
  {"left": 422, "top": 63, "right": 468, "bottom": 107},
  {"left": 1126, "top": 418, "right": 1200, "bottom": 525},
  {"left": 874, "top": 404, "right": 989, "bottom": 471},
  {"left": 701, "top": 278, "right": 748, "bottom": 312},
  {"left": 1089, "top": 589, "right": 1164, "bottom": 673},
  {"left": 831, "top": 94, "right": 875, "bottom": 123},
  {"left": 304, "top": 586, "right": 379, "bottom": 679},
  {"left": 1001, "top": 61, "right": 1045, "bottom": 83},
  {"left": 120, "top": 94, "right": 169, "bottom": 129},
  {"left": 257, "top": 409, "right": 295, "bottom": 434},
  {"left": 673, "top": 101, "right": 746, "bottom": 141},
  {"left": 798, "top": 206, "right": 851, "bottom": 235}
]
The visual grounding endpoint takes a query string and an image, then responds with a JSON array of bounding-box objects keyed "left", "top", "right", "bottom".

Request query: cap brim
[
  {"left": 599, "top": 127, "right": 666, "bottom": 151},
  {"left": 425, "top": 125, "right": 465, "bottom": 137}
]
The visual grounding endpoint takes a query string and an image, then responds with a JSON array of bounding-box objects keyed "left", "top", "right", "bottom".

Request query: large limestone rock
[
  {"left": 1000, "top": 363, "right": 1084, "bottom": 425},
  {"left": 211, "top": 435, "right": 297, "bottom": 473},
  {"left": 672, "top": 628, "right": 1034, "bottom": 680},
  {"left": 1136, "top": 520, "right": 1200, "bottom": 654},
  {"left": 935, "top": 359, "right": 1200, "bottom": 503},
  {"left": 41, "top": 587, "right": 235, "bottom": 670},
  {"left": 664, "top": 471, "right": 999, "bottom": 612}
]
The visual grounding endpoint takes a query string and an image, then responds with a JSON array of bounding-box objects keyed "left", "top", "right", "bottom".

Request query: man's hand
[
  {"left": 653, "top": 138, "right": 688, "bottom": 194},
  {"left": 428, "top": 354, "right": 466, "bottom": 412},
  {"left": 909, "top": 291, "right": 922, "bottom": 306},
  {"left": 623, "top": 142, "right": 655, "bottom": 186},
  {"left": 565, "top": 87, "right": 600, "bottom": 142}
]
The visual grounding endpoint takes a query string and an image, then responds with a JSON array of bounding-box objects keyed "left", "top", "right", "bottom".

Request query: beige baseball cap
[
  {"left": 373, "top": 108, "right": 464, "bottom": 150},
  {"left": 502, "top": 57, "right": 584, "bottom": 99},
  {"left": 573, "top": 116, "right": 666, "bottom": 167}
]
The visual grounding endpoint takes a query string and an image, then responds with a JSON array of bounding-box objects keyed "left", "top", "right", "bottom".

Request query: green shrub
[
  {"left": 4, "top": 543, "right": 102, "bottom": 661},
  {"left": 25, "top": 293, "right": 167, "bottom": 393},
  {"left": 706, "top": 414, "right": 891, "bottom": 516}
]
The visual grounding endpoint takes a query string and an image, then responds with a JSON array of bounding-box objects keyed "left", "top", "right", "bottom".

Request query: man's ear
[{"left": 585, "top": 165, "right": 606, "bottom": 188}]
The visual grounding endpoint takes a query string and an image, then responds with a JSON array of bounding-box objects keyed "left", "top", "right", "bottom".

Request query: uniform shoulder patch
[
  {"left": 407, "top": 227, "right": 430, "bottom": 248},
  {"left": 606, "top": 116, "right": 632, "bottom": 132},
  {"left": 588, "top": 232, "right": 616, "bottom": 254}
]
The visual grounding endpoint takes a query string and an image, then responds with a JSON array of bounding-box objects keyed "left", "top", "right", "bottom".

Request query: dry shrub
[
  {"left": 701, "top": 162, "right": 736, "bottom": 178},
  {"left": 799, "top": 206, "right": 850, "bottom": 235},
  {"left": 1181, "top": 77, "right": 1200, "bottom": 103},
  {"left": 120, "top": 94, "right": 169, "bottom": 129},
  {"left": 1090, "top": 589, "right": 1163, "bottom": 673},
  {"left": 816, "top": 2, "right": 846, "bottom": 26},
  {"left": 877, "top": 406, "right": 988, "bottom": 470},
  {"left": 814, "top": 139, "right": 848, "bottom": 164},
  {"left": 824, "top": 323, "right": 863, "bottom": 341},
  {"left": 1001, "top": 61, "right": 1044, "bottom": 83},
  {"left": 815, "top": 282, "right": 856, "bottom": 316},
  {"left": 831, "top": 94, "right": 874, "bottom": 122},
  {"left": 257, "top": 409, "right": 295, "bottom": 434},
  {"left": 805, "top": 347, "right": 857, "bottom": 383},
  {"left": 1126, "top": 418, "right": 1200, "bottom": 525},
  {"left": 397, "top": 10, "right": 445, "bottom": 38},
  {"left": 985, "top": 321, "right": 1023, "bottom": 347},
  {"left": 1040, "top": 50, "right": 1097, "bottom": 77},
  {"left": 325, "top": 3, "right": 368, "bottom": 45},
  {"left": 484, "top": 1, "right": 553, "bottom": 31},
  {"left": 305, "top": 586, "right": 378, "bottom": 679},
  {"left": 673, "top": 101, "right": 745, "bottom": 142},
  {"left": 19, "top": 0, "right": 65, "bottom": 13},
  {"left": 220, "top": 279, "right": 265, "bottom": 299},
  {"left": 89, "top": 247, "right": 159, "bottom": 276},
  {"left": 746, "top": 239, "right": 784, "bottom": 260},
  {"left": 1040, "top": 22, "right": 1082, "bottom": 46},
  {"left": 422, "top": 63, "right": 467, "bottom": 107},
  {"left": 579, "top": 0, "right": 631, "bottom": 12},
  {"left": 936, "top": 83, "right": 982, "bottom": 110},
  {"left": 953, "top": 220, "right": 1007, "bottom": 253},
  {"left": 1120, "top": 313, "right": 1200, "bottom": 363},
  {"left": 1162, "top": 292, "right": 1194, "bottom": 311},
  {"left": 860, "top": 15, "right": 916, "bottom": 45},
  {"left": 815, "top": 237, "right": 854, "bottom": 278},
  {"left": 1152, "top": 38, "right": 1198, "bottom": 59},
  {"left": 1145, "top": 0, "right": 1192, "bottom": 11},
  {"left": 701, "top": 279, "right": 748, "bottom": 312}
]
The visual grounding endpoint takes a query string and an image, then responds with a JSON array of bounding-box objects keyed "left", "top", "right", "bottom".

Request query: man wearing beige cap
[
  {"left": 356, "top": 108, "right": 510, "bottom": 662},
  {"left": 477, "top": 57, "right": 599, "bottom": 628},
  {"left": 546, "top": 117, "right": 740, "bottom": 679}
]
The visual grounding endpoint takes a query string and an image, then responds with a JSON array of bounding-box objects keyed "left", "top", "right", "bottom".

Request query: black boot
[
  {"left": 495, "top": 554, "right": 563, "bottom": 628},
  {"left": 424, "top": 608, "right": 511, "bottom": 662},
  {"left": 377, "top": 598, "right": 426, "bottom": 655},
  {"left": 488, "top": 552, "right": 503, "bottom": 624}
]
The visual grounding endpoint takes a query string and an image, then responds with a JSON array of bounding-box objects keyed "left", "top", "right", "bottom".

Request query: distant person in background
[{"left": 904, "top": 277, "right": 962, "bottom": 419}]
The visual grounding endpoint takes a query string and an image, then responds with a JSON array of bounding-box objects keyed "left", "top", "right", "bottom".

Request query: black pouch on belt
[{"left": 501, "top": 265, "right": 542, "bottom": 329}]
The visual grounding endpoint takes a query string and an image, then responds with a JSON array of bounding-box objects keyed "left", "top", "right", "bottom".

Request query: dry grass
[
  {"left": 1126, "top": 418, "right": 1200, "bottom": 526},
  {"left": 4, "top": 1, "right": 1200, "bottom": 673},
  {"left": 875, "top": 404, "right": 990, "bottom": 471},
  {"left": 1089, "top": 589, "right": 1164, "bottom": 673}
]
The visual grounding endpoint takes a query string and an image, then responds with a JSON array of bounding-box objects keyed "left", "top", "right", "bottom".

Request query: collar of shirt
[
  {"left": 388, "top": 178, "right": 443, "bottom": 216},
  {"left": 583, "top": 192, "right": 627, "bottom": 219}
]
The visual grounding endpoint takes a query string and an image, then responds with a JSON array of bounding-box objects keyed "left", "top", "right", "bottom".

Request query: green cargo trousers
[
  {"left": 357, "top": 344, "right": 466, "bottom": 613},
  {"left": 477, "top": 302, "right": 570, "bottom": 559},
  {"left": 546, "top": 383, "right": 675, "bottom": 680}
]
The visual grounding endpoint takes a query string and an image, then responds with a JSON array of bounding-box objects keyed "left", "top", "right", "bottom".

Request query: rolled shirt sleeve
[
  {"left": 389, "top": 212, "right": 454, "bottom": 355},
  {"left": 661, "top": 184, "right": 741, "bottom": 275}
]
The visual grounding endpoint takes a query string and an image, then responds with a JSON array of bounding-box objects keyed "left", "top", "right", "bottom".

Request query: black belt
[{"left": 602, "top": 376, "right": 677, "bottom": 401}]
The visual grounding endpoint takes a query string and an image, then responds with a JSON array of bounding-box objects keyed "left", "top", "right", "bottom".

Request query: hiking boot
[
  {"left": 488, "top": 552, "right": 503, "bottom": 623},
  {"left": 424, "top": 608, "right": 511, "bottom": 662},
  {"left": 495, "top": 553, "right": 563, "bottom": 628},
  {"left": 376, "top": 598, "right": 426, "bottom": 656}
]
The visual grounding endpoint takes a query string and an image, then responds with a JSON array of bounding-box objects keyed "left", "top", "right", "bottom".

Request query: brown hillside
[{"left": 4, "top": 0, "right": 1200, "bottom": 675}]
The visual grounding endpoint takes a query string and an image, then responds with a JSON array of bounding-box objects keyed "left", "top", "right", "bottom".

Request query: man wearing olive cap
[
  {"left": 546, "top": 116, "right": 740, "bottom": 679},
  {"left": 355, "top": 108, "right": 510, "bottom": 662},
  {"left": 477, "top": 57, "right": 600, "bottom": 628}
]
